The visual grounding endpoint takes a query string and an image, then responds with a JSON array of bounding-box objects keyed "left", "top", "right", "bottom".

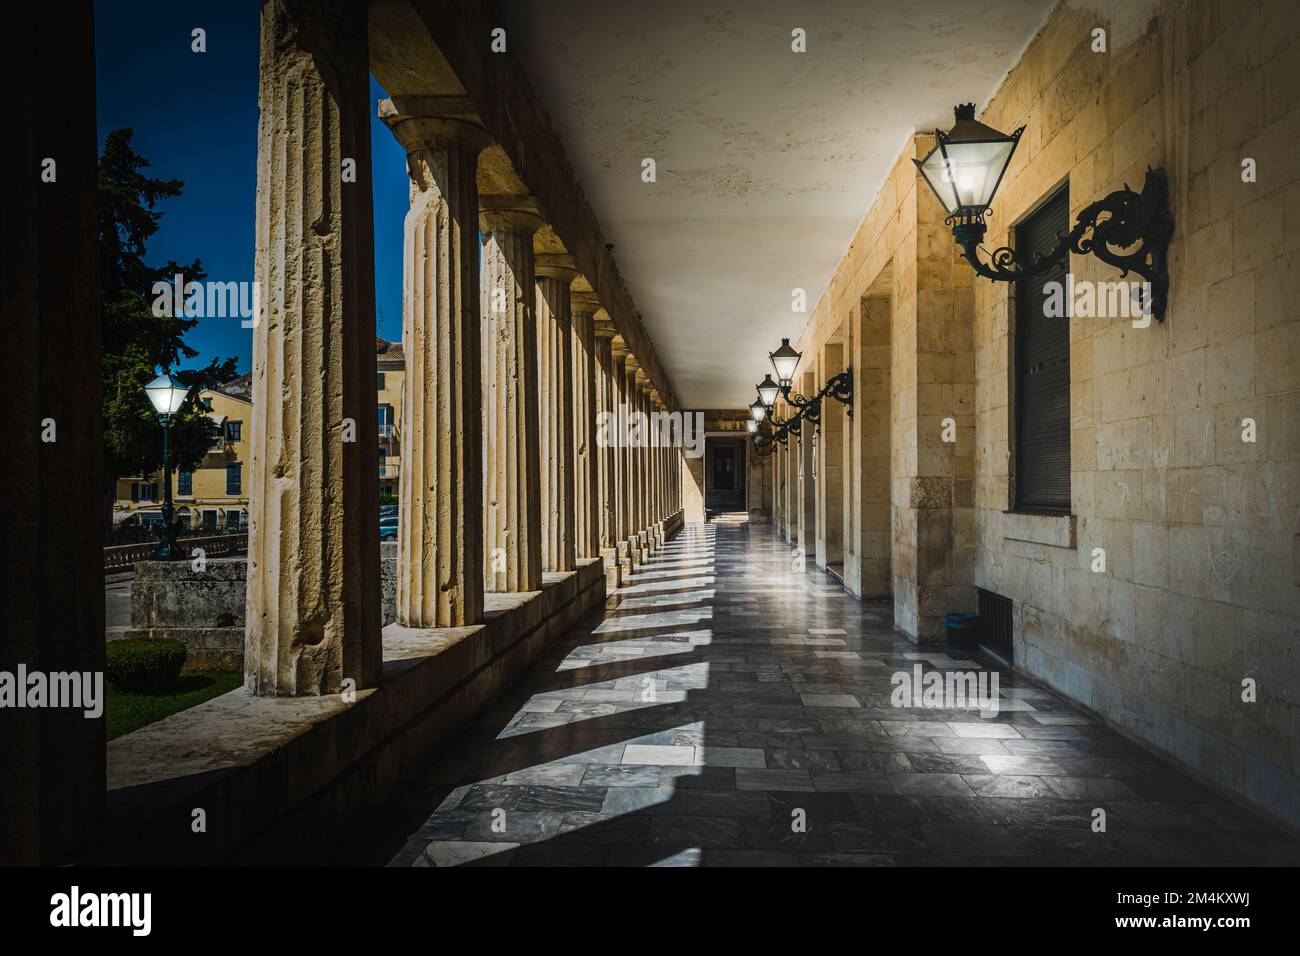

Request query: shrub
[{"left": 106, "top": 638, "right": 187, "bottom": 693}]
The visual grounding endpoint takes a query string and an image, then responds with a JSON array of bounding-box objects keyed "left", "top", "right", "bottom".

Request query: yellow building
[
  {"left": 115, "top": 338, "right": 406, "bottom": 527},
  {"left": 376, "top": 338, "right": 404, "bottom": 501}
]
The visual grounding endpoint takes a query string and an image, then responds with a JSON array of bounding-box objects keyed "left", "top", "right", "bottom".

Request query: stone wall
[
  {"left": 786, "top": 0, "right": 1299, "bottom": 828},
  {"left": 972, "top": 0, "right": 1299, "bottom": 830},
  {"left": 128, "top": 543, "right": 401, "bottom": 670}
]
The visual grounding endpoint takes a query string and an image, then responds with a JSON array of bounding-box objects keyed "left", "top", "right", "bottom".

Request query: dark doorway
[
  {"left": 705, "top": 438, "right": 746, "bottom": 515},
  {"left": 712, "top": 446, "right": 737, "bottom": 490}
]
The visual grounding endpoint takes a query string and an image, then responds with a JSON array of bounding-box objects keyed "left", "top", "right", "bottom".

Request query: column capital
[
  {"left": 571, "top": 289, "right": 601, "bottom": 316},
  {"left": 535, "top": 252, "right": 578, "bottom": 283},
  {"left": 378, "top": 98, "right": 492, "bottom": 155},
  {"left": 479, "top": 194, "right": 543, "bottom": 235}
]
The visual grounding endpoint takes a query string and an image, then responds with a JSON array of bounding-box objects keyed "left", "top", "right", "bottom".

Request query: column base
[{"left": 600, "top": 547, "right": 622, "bottom": 591}]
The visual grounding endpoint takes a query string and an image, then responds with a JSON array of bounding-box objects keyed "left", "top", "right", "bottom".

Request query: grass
[{"left": 106, "top": 670, "right": 243, "bottom": 740}]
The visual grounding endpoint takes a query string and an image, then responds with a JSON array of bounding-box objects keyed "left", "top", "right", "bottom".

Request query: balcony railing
[{"left": 104, "top": 533, "right": 248, "bottom": 571}]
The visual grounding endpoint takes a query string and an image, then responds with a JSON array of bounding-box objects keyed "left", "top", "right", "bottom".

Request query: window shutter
[{"left": 1015, "top": 187, "right": 1071, "bottom": 513}]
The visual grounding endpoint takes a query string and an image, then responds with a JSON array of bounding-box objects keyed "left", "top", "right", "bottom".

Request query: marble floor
[{"left": 343, "top": 521, "right": 1300, "bottom": 867}]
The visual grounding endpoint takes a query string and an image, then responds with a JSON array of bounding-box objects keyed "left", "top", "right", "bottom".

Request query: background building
[{"left": 114, "top": 339, "right": 406, "bottom": 527}]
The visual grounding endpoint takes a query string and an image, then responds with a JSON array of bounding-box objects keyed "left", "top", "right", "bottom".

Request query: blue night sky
[{"left": 94, "top": 0, "right": 408, "bottom": 376}]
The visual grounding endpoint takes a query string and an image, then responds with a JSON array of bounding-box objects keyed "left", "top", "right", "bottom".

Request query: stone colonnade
[
  {"left": 245, "top": 0, "right": 683, "bottom": 695},
  {"left": 3, "top": 0, "right": 683, "bottom": 862}
]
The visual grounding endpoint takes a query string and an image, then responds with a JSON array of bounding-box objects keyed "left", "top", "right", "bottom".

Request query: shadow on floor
[{"left": 339, "top": 522, "right": 1300, "bottom": 868}]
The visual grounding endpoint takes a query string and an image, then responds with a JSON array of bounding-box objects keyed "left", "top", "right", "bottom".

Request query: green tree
[{"left": 99, "top": 129, "right": 239, "bottom": 537}]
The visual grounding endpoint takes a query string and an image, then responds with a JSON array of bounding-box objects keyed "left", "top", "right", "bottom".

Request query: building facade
[{"left": 114, "top": 339, "right": 408, "bottom": 526}]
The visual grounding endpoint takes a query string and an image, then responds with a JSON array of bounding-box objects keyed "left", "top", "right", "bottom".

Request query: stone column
[
  {"left": 625, "top": 358, "right": 645, "bottom": 558},
  {"left": 2, "top": 2, "right": 102, "bottom": 864},
  {"left": 246, "top": 0, "right": 381, "bottom": 696},
  {"left": 381, "top": 100, "right": 488, "bottom": 627},
  {"left": 610, "top": 342, "right": 632, "bottom": 567},
  {"left": 650, "top": 389, "right": 663, "bottom": 535},
  {"left": 641, "top": 380, "right": 654, "bottom": 544},
  {"left": 480, "top": 199, "right": 543, "bottom": 592},
  {"left": 571, "top": 291, "right": 601, "bottom": 560},
  {"left": 594, "top": 319, "right": 620, "bottom": 571},
  {"left": 535, "top": 253, "right": 576, "bottom": 573}
]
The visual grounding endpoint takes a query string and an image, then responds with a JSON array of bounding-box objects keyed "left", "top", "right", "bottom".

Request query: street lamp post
[{"left": 144, "top": 370, "right": 189, "bottom": 560}]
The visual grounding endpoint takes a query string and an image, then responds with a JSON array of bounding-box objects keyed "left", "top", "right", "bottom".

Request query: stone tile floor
[{"left": 343, "top": 521, "right": 1300, "bottom": 867}]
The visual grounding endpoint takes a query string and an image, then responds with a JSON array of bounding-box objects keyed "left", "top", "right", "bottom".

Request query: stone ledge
[
  {"left": 100, "top": 558, "right": 606, "bottom": 864},
  {"left": 1000, "top": 511, "right": 1076, "bottom": 549}
]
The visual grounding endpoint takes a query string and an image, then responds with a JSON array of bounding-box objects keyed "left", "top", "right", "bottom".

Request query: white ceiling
[{"left": 503, "top": 0, "right": 1054, "bottom": 408}]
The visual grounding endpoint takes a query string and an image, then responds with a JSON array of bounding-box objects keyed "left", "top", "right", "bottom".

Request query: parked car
[{"left": 379, "top": 515, "right": 398, "bottom": 541}]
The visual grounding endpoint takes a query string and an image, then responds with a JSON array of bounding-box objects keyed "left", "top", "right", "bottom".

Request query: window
[
  {"left": 139, "top": 482, "right": 158, "bottom": 502},
  {"left": 378, "top": 404, "right": 393, "bottom": 437},
  {"left": 377, "top": 372, "right": 386, "bottom": 390},
  {"left": 225, "top": 420, "right": 242, "bottom": 442},
  {"left": 203, "top": 509, "right": 218, "bottom": 531},
  {"left": 177, "top": 470, "right": 193, "bottom": 496},
  {"left": 226, "top": 462, "right": 242, "bottom": 496},
  {"left": 226, "top": 509, "right": 242, "bottom": 529},
  {"left": 1014, "top": 186, "right": 1071, "bottom": 513}
]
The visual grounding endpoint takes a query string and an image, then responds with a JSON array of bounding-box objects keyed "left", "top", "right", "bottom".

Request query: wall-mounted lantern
[
  {"left": 915, "top": 103, "right": 1174, "bottom": 321},
  {"left": 750, "top": 339, "right": 853, "bottom": 454}
]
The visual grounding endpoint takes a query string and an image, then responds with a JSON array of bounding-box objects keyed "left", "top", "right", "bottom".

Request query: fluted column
[
  {"left": 610, "top": 342, "right": 631, "bottom": 564},
  {"left": 635, "top": 368, "right": 652, "bottom": 543},
  {"left": 655, "top": 395, "right": 667, "bottom": 524},
  {"left": 571, "top": 291, "right": 601, "bottom": 560},
  {"left": 625, "top": 357, "right": 643, "bottom": 557},
  {"left": 481, "top": 201, "right": 543, "bottom": 592},
  {"left": 535, "top": 253, "right": 576, "bottom": 573},
  {"left": 247, "top": 0, "right": 381, "bottom": 696},
  {"left": 381, "top": 101, "right": 488, "bottom": 628},
  {"left": 648, "top": 387, "right": 662, "bottom": 534},
  {"left": 594, "top": 319, "right": 619, "bottom": 561}
]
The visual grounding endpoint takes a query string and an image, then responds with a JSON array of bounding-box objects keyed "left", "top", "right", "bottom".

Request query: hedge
[{"left": 106, "top": 638, "right": 187, "bottom": 693}]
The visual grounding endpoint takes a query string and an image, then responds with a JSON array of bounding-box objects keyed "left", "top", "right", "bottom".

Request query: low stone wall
[
  {"left": 126, "top": 543, "right": 400, "bottom": 669},
  {"left": 100, "top": 555, "right": 613, "bottom": 864}
]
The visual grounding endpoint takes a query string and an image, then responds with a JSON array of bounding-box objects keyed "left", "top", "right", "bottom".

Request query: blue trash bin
[{"left": 945, "top": 612, "right": 978, "bottom": 649}]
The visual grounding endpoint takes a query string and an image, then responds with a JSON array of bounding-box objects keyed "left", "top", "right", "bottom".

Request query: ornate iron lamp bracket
[
  {"left": 951, "top": 166, "right": 1174, "bottom": 322},
  {"left": 753, "top": 368, "right": 855, "bottom": 451}
]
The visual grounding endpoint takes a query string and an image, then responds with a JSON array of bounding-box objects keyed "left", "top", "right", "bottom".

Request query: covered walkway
[{"left": 348, "top": 521, "right": 1299, "bottom": 867}]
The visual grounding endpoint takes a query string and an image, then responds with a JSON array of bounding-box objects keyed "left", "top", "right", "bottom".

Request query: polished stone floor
[{"left": 344, "top": 521, "right": 1300, "bottom": 867}]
